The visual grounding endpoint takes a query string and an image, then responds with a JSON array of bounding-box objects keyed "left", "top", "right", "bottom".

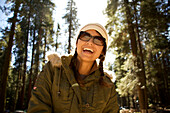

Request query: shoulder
[
  {"left": 47, "top": 52, "right": 73, "bottom": 68},
  {"left": 103, "top": 70, "right": 116, "bottom": 83},
  {"left": 37, "top": 53, "right": 62, "bottom": 80}
]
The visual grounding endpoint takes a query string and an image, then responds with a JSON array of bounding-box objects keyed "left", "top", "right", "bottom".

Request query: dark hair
[
  {"left": 98, "top": 52, "right": 113, "bottom": 87},
  {"left": 71, "top": 50, "right": 85, "bottom": 87}
]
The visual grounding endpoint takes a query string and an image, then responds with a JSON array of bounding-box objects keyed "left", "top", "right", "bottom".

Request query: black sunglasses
[{"left": 78, "top": 31, "right": 105, "bottom": 46}]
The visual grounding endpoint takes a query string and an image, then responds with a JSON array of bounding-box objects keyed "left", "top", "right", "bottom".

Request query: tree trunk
[
  {"left": 124, "top": 0, "right": 147, "bottom": 110},
  {"left": 68, "top": 24, "right": 71, "bottom": 54},
  {"left": 132, "top": 95, "right": 135, "bottom": 109},
  {"left": 43, "top": 30, "right": 47, "bottom": 68},
  {"left": 19, "top": 13, "right": 30, "bottom": 110},
  {"left": 133, "top": 0, "right": 148, "bottom": 110},
  {"left": 33, "top": 24, "right": 42, "bottom": 86},
  {"left": 162, "top": 52, "right": 170, "bottom": 105},
  {"left": 127, "top": 93, "right": 130, "bottom": 108},
  {"left": 68, "top": 0, "right": 73, "bottom": 54},
  {"left": 0, "top": 1, "right": 21, "bottom": 112},
  {"left": 27, "top": 0, "right": 34, "bottom": 107},
  {"left": 55, "top": 24, "right": 60, "bottom": 51},
  {"left": 12, "top": 70, "right": 21, "bottom": 112},
  {"left": 155, "top": 52, "right": 168, "bottom": 106},
  {"left": 27, "top": 28, "right": 36, "bottom": 106}
]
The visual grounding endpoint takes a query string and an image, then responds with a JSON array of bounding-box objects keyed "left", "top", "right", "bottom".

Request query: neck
[
  {"left": 78, "top": 61, "right": 94, "bottom": 75},
  {"left": 77, "top": 57, "right": 94, "bottom": 75}
]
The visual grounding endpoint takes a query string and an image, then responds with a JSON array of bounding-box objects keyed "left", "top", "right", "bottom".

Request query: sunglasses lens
[
  {"left": 79, "top": 32, "right": 91, "bottom": 41},
  {"left": 94, "top": 36, "right": 105, "bottom": 46},
  {"left": 80, "top": 35, "right": 91, "bottom": 41}
]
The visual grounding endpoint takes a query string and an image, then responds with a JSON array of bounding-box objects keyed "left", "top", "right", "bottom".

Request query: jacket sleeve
[
  {"left": 103, "top": 84, "right": 119, "bottom": 113},
  {"left": 27, "top": 62, "right": 54, "bottom": 113}
]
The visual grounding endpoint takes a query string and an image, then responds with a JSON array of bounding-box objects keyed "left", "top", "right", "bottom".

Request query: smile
[{"left": 83, "top": 48, "right": 94, "bottom": 53}]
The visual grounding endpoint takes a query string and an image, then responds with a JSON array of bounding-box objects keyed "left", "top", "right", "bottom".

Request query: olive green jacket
[{"left": 27, "top": 54, "right": 119, "bottom": 113}]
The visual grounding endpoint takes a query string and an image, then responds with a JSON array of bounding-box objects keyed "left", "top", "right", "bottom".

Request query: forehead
[{"left": 84, "top": 30, "right": 100, "bottom": 36}]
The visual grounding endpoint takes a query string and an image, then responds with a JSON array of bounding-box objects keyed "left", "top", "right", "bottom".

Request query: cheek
[
  {"left": 76, "top": 40, "right": 83, "bottom": 53},
  {"left": 95, "top": 46, "right": 104, "bottom": 57}
]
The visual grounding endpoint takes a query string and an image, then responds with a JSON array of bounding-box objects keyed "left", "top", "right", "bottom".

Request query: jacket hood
[{"left": 47, "top": 53, "right": 62, "bottom": 67}]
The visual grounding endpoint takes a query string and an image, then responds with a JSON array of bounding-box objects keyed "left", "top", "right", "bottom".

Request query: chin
[{"left": 78, "top": 55, "right": 96, "bottom": 62}]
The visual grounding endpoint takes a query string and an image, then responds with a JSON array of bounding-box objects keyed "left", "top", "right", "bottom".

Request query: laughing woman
[{"left": 27, "top": 23, "right": 119, "bottom": 113}]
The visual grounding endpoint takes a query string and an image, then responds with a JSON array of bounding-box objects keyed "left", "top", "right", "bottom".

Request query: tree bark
[
  {"left": 27, "top": 26, "right": 36, "bottom": 106},
  {"left": 12, "top": 70, "right": 21, "bottom": 112},
  {"left": 26, "top": 0, "right": 34, "bottom": 107},
  {"left": 0, "top": 1, "right": 21, "bottom": 112},
  {"left": 55, "top": 24, "right": 60, "bottom": 51},
  {"left": 162, "top": 52, "right": 170, "bottom": 105},
  {"left": 68, "top": 0, "right": 73, "bottom": 54},
  {"left": 19, "top": 13, "right": 30, "bottom": 110},
  {"left": 43, "top": 30, "right": 47, "bottom": 68},
  {"left": 124, "top": 0, "right": 148, "bottom": 110},
  {"left": 133, "top": 0, "right": 148, "bottom": 110},
  {"left": 33, "top": 22, "right": 42, "bottom": 87}
]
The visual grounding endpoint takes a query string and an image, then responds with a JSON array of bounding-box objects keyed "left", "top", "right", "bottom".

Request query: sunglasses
[{"left": 78, "top": 31, "right": 105, "bottom": 46}]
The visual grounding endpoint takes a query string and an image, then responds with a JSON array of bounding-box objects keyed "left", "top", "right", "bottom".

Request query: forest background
[{"left": 0, "top": 0, "right": 169, "bottom": 113}]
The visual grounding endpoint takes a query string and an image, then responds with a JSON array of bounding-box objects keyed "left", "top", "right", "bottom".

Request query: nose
[{"left": 86, "top": 38, "right": 94, "bottom": 45}]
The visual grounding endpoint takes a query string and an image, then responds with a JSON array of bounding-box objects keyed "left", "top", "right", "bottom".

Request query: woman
[{"left": 27, "top": 23, "right": 119, "bottom": 113}]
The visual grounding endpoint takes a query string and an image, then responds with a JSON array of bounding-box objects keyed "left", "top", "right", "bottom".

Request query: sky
[
  {"left": 75, "top": 0, "right": 108, "bottom": 27},
  {"left": 0, "top": 0, "right": 108, "bottom": 29},
  {"left": 0, "top": 1, "right": 11, "bottom": 31},
  {"left": 53, "top": 0, "right": 108, "bottom": 30}
]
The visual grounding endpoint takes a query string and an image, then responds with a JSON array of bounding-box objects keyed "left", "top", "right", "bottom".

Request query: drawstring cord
[{"left": 57, "top": 66, "right": 62, "bottom": 96}]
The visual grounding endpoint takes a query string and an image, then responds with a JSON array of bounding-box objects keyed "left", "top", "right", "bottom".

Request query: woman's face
[{"left": 76, "top": 30, "right": 104, "bottom": 62}]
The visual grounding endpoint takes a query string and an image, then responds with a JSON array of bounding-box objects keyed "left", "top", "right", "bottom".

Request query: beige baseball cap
[{"left": 79, "top": 23, "right": 108, "bottom": 46}]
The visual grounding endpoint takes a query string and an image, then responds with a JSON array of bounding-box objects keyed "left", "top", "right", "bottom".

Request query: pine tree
[
  {"left": 140, "top": 0, "right": 170, "bottom": 106},
  {"left": 63, "top": 0, "right": 80, "bottom": 54},
  {"left": 11, "top": 23, "right": 25, "bottom": 111},
  {"left": 105, "top": 0, "right": 170, "bottom": 110},
  {"left": 0, "top": 0, "right": 56, "bottom": 111},
  {"left": 0, "top": 0, "right": 21, "bottom": 112},
  {"left": 55, "top": 23, "right": 61, "bottom": 51}
]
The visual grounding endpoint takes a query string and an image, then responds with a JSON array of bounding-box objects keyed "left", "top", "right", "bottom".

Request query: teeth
[{"left": 84, "top": 48, "right": 94, "bottom": 52}]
